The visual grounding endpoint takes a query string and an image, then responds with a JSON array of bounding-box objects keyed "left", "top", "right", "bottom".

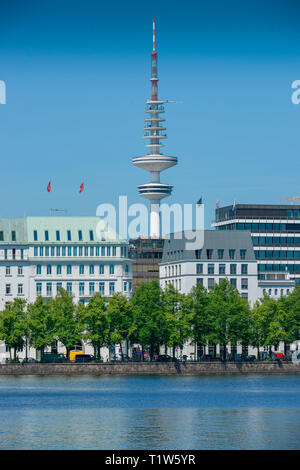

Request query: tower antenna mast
[{"left": 132, "top": 20, "right": 178, "bottom": 238}]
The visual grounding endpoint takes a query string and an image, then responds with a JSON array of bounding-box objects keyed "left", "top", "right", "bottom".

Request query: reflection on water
[{"left": 0, "top": 375, "right": 299, "bottom": 449}]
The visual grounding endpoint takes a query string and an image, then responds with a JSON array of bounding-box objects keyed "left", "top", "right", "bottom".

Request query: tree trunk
[
  {"left": 223, "top": 344, "right": 227, "bottom": 362},
  {"left": 257, "top": 345, "right": 260, "bottom": 361},
  {"left": 172, "top": 345, "right": 176, "bottom": 359},
  {"left": 120, "top": 343, "right": 123, "bottom": 361}
]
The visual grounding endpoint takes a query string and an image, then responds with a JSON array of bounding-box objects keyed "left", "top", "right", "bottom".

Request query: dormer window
[{"left": 89, "top": 230, "right": 94, "bottom": 241}]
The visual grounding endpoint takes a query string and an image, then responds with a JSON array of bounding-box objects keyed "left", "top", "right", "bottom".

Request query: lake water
[{"left": 0, "top": 374, "right": 299, "bottom": 449}]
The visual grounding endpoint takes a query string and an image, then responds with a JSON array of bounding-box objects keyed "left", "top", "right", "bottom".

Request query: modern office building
[
  {"left": 213, "top": 203, "right": 300, "bottom": 292},
  {"left": 0, "top": 216, "right": 133, "bottom": 310},
  {"left": 128, "top": 237, "right": 164, "bottom": 291},
  {"left": 159, "top": 230, "right": 258, "bottom": 304}
]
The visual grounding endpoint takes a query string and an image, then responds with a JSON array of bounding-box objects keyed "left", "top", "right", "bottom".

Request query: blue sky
[{"left": 0, "top": 0, "right": 300, "bottom": 229}]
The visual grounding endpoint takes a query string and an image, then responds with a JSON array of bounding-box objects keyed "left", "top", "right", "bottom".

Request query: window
[
  {"left": 89, "top": 265, "right": 94, "bottom": 275},
  {"left": 18, "top": 284, "right": 23, "bottom": 295},
  {"left": 78, "top": 230, "right": 83, "bottom": 241},
  {"left": 67, "top": 282, "right": 72, "bottom": 292},
  {"left": 5, "top": 284, "right": 11, "bottom": 295},
  {"left": 56, "top": 246, "right": 60, "bottom": 257},
  {"left": 99, "top": 264, "right": 104, "bottom": 274},
  {"left": 47, "top": 265, "right": 52, "bottom": 275},
  {"left": 46, "top": 282, "right": 52, "bottom": 297},
  {"left": 36, "top": 283, "right": 42, "bottom": 295},
  {"left": 208, "top": 264, "right": 214, "bottom": 275},
  {"left": 12, "top": 249, "right": 16, "bottom": 260},
  {"left": 89, "top": 282, "right": 95, "bottom": 296},
  {"left": 218, "top": 249, "right": 224, "bottom": 260},
  {"left": 206, "top": 249, "right": 213, "bottom": 259},
  {"left": 268, "top": 289, "right": 272, "bottom": 295},
  {"left": 79, "top": 246, "right": 83, "bottom": 256},
  {"left": 67, "top": 230, "right": 71, "bottom": 241},
  {"left": 73, "top": 247, "right": 77, "bottom": 257},
  {"left": 101, "top": 246, "right": 105, "bottom": 256},
  {"left": 57, "top": 265, "right": 62, "bottom": 275},
  {"left": 219, "top": 264, "right": 225, "bottom": 275},
  {"left": 124, "top": 264, "right": 129, "bottom": 274},
  {"left": 196, "top": 264, "right": 203, "bottom": 274},
  {"left": 51, "top": 247, "right": 55, "bottom": 256},
  {"left": 0, "top": 231, "right": 3, "bottom": 241},
  {"left": 208, "top": 278, "right": 215, "bottom": 289},
  {"left": 85, "top": 247, "right": 88, "bottom": 256},
  {"left": 230, "top": 278, "right": 237, "bottom": 288},
  {"left": 241, "top": 278, "right": 248, "bottom": 290},
  {"left": 79, "top": 282, "right": 85, "bottom": 296},
  {"left": 67, "top": 247, "right": 72, "bottom": 257},
  {"left": 112, "top": 246, "right": 116, "bottom": 256},
  {"left": 36, "top": 264, "right": 41, "bottom": 275},
  {"left": 123, "top": 281, "right": 127, "bottom": 292},
  {"left": 241, "top": 293, "right": 248, "bottom": 299},
  {"left": 109, "top": 264, "right": 114, "bottom": 275},
  {"left": 99, "top": 282, "right": 105, "bottom": 295},
  {"left": 33, "top": 230, "right": 38, "bottom": 241},
  {"left": 241, "top": 264, "right": 248, "bottom": 275},
  {"left": 230, "top": 264, "right": 237, "bottom": 275},
  {"left": 79, "top": 264, "right": 84, "bottom": 275},
  {"left": 4, "top": 249, "right": 7, "bottom": 259},
  {"left": 5, "top": 266, "right": 10, "bottom": 276},
  {"left": 195, "top": 249, "right": 202, "bottom": 259},
  {"left": 20, "top": 249, "right": 24, "bottom": 260},
  {"left": 89, "top": 230, "right": 94, "bottom": 241},
  {"left": 196, "top": 278, "right": 203, "bottom": 285},
  {"left": 55, "top": 282, "right": 62, "bottom": 293},
  {"left": 45, "top": 230, "right": 49, "bottom": 241},
  {"left": 67, "top": 265, "right": 72, "bottom": 275},
  {"left": 229, "top": 250, "right": 235, "bottom": 260},
  {"left": 45, "top": 247, "right": 49, "bottom": 257},
  {"left": 107, "top": 246, "right": 111, "bottom": 256},
  {"left": 18, "top": 266, "right": 23, "bottom": 276},
  {"left": 56, "top": 231, "right": 60, "bottom": 241},
  {"left": 109, "top": 282, "right": 115, "bottom": 295},
  {"left": 11, "top": 231, "right": 16, "bottom": 241},
  {"left": 39, "top": 246, "right": 44, "bottom": 257},
  {"left": 240, "top": 249, "right": 246, "bottom": 260},
  {"left": 62, "top": 247, "right": 66, "bottom": 257},
  {"left": 90, "top": 247, "right": 94, "bottom": 256}
]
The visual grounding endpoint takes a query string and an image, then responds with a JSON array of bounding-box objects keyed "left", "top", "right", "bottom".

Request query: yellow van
[{"left": 69, "top": 350, "right": 83, "bottom": 362}]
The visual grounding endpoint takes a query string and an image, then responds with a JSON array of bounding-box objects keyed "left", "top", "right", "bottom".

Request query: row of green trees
[{"left": 0, "top": 279, "right": 299, "bottom": 361}]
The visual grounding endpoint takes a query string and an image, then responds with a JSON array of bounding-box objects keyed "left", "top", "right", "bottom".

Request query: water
[{"left": 0, "top": 374, "right": 299, "bottom": 449}]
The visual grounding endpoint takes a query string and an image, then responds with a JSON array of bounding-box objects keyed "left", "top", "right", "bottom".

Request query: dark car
[
  {"left": 42, "top": 353, "right": 66, "bottom": 363},
  {"left": 156, "top": 355, "right": 178, "bottom": 362},
  {"left": 75, "top": 354, "right": 94, "bottom": 363}
]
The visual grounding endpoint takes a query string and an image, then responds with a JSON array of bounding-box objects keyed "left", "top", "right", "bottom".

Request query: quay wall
[{"left": 0, "top": 362, "right": 299, "bottom": 375}]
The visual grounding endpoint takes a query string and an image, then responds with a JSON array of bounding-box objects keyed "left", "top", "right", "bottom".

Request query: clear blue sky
[{"left": 1, "top": 0, "right": 300, "bottom": 229}]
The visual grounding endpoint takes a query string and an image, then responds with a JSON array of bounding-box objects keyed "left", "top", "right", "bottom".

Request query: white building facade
[{"left": 0, "top": 216, "right": 133, "bottom": 361}]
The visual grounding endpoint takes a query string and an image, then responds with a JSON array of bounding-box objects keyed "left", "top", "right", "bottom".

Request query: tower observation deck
[{"left": 132, "top": 20, "right": 178, "bottom": 238}]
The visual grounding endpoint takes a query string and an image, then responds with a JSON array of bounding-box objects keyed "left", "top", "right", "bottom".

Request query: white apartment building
[{"left": 0, "top": 216, "right": 133, "bottom": 360}]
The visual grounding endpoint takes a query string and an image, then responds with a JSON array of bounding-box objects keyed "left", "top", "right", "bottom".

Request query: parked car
[
  {"left": 75, "top": 354, "right": 94, "bottom": 363},
  {"left": 42, "top": 353, "right": 66, "bottom": 363},
  {"left": 272, "top": 352, "right": 287, "bottom": 361},
  {"left": 22, "top": 357, "right": 38, "bottom": 364},
  {"left": 156, "top": 354, "right": 178, "bottom": 362}
]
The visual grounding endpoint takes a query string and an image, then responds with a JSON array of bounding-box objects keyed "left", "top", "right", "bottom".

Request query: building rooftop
[{"left": 0, "top": 216, "right": 126, "bottom": 244}]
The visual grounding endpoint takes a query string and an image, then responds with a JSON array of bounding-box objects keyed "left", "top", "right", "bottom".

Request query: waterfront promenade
[{"left": 0, "top": 361, "right": 299, "bottom": 375}]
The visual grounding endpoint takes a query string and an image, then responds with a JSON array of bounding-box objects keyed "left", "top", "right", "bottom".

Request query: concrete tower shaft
[{"left": 132, "top": 20, "right": 178, "bottom": 238}]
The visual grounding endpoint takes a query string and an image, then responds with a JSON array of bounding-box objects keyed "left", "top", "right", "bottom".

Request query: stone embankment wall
[{"left": 0, "top": 362, "right": 299, "bottom": 375}]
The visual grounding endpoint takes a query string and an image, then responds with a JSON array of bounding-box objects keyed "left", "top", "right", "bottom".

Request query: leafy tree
[
  {"left": 162, "top": 284, "right": 192, "bottom": 358},
  {"left": 0, "top": 298, "right": 27, "bottom": 360},
  {"left": 82, "top": 293, "right": 109, "bottom": 359},
  {"left": 107, "top": 293, "right": 133, "bottom": 359},
  {"left": 52, "top": 288, "right": 83, "bottom": 360},
  {"left": 131, "top": 280, "right": 167, "bottom": 361},
  {"left": 206, "top": 279, "right": 251, "bottom": 361},
  {"left": 28, "top": 297, "right": 56, "bottom": 361},
  {"left": 189, "top": 283, "right": 211, "bottom": 358}
]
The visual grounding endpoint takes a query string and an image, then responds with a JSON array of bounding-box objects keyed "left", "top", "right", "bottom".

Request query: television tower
[{"left": 132, "top": 20, "right": 178, "bottom": 237}]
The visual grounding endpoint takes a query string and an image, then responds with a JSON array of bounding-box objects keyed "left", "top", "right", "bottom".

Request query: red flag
[
  {"left": 47, "top": 181, "right": 51, "bottom": 192},
  {"left": 79, "top": 182, "right": 84, "bottom": 193}
]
